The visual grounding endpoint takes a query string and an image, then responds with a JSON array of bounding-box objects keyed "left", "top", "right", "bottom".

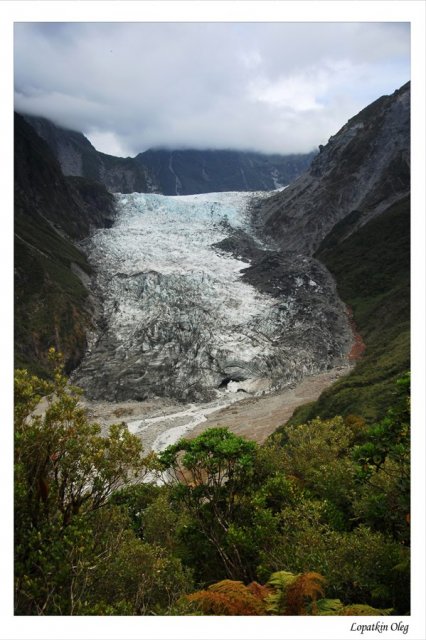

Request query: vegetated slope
[
  {"left": 253, "top": 82, "right": 410, "bottom": 427},
  {"left": 256, "top": 82, "right": 410, "bottom": 255},
  {"left": 14, "top": 113, "right": 115, "bottom": 375},
  {"left": 282, "top": 194, "right": 410, "bottom": 426},
  {"left": 22, "top": 114, "right": 315, "bottom": 195}
]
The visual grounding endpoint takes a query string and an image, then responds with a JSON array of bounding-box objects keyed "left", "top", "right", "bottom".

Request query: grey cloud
[{"left": 14, "top": 22, "right": 410, "bottom": 156}]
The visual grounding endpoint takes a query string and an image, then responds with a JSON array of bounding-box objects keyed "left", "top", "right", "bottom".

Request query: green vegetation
[
  {"left": 14, "top": 212, "right": 92, "bottom": 376},
  {"left": 288, "top": 195, "right": 410, "bottom": 425},
  {"left": 15, "top": 355, "right": 410, "bottom": 615},
  {"left": 15, "top": 352, "right": 191, "bottom": 615},
  {"left": 14, "top": 112, "right": 115, "bottom": 376}
]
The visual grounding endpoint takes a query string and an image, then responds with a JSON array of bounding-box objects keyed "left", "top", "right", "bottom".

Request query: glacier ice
[{"left": 73, "top": 190, "right": 352, "bottom": 403}]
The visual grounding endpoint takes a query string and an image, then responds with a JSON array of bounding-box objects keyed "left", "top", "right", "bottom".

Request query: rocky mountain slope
[
  {"left": 14, "top": 113, "right": 115, "bottom": 375},
  {"left": 22, "top": 114, "right": 154, "bottom": 193},
  {"left": 23, "top": 114, "right": 315, "bottom": 195},
  {"left": 255, "top": 82, "right": 410, "bottom": 255},
  {"left": 134, "top": 148, "right": 315, "bottom": 195},
  {"left": 255, "top": 83, "right": 410, "bottom": 425}
]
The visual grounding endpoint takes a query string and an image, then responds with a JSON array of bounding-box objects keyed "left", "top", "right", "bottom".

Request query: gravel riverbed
[{"left": 80, "top": 363, "right": 351, "bottom": 452}]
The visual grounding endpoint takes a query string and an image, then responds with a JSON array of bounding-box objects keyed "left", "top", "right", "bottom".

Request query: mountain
[
  {"left": 22, "top": 114, "right": 154, "bottom": 193},
  {"left": 255, "top": 82, "right": 410, "bottom": 255},
  {"left": 14, "top": 113, "right": 115, "bottom": 375},
  {"left": 15, "top": 81, "right": 410, "bottom": 421},
  {"left": 22, "top": 114, "right": 315, "bottom": 195},
  {"left": 255, "top": 83, "right": 410, "bottom": 426},
  {"left": 134, "top": 148, "right": 316, "bottom": 195}
]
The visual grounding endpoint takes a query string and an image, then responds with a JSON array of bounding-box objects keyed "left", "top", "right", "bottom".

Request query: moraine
[{"left": 73, "top": 190, "right": 352, "bottom": 449}]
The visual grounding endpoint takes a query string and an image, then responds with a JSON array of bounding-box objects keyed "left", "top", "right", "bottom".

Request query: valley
[
  {"left": 81, "top": 364, "right": 351, "bottom": 452},
  {"left": 13, "top": 79, "right": 412, "bottom": 619},
  {"left": 71, "top": 188, "right": 352, "bottom": 450}
]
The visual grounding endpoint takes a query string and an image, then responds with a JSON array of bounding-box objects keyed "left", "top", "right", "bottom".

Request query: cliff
[
  {"left": 255, "top": 82, "right": 410, "bottom": 256},
  {"left": 14, "top": 113, "right": 115, "bottom": 374}
]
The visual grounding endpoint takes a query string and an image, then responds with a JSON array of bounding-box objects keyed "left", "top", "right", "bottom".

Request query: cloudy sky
[{"left": 14, "top": 22, "right": 410, "bottom": 157}]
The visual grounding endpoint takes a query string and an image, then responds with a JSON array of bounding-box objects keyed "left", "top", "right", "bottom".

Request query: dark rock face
[
  {"left": 23, "top": 114, "right": 154, "bottom": 194},
  {"left": 14, "top": 113, "right": 115, "bottom": 375},
  {"left": 15, "top": 114, "right": 116, "bottom": 240},
  {"left": 135, "top": 148, "right": 316, "bottom": 195},
  {"left": 22, "top": 115, "right": 315, "bottom": 195},
  {"left": 255, "top": 82, "right": 410, "bottom": 255}
]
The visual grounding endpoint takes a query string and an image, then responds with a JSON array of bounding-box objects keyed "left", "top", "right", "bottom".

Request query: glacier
[{"left": 73, "top": 190, "right": 352, "bottom": 406}]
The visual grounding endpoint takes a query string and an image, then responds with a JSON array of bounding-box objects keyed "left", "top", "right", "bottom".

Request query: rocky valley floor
[{"left": 80, "top": 363, "right": 352, "bottom": 452}]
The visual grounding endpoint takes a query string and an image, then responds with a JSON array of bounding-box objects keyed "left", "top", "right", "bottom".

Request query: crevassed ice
[
  {"left": 75, "top": 189, "right": 351, "bottom": 404},
  {"left": 76, "top": 190, "right": 292, "bottom": 402},
  {"left": 88, "top": 191, "right": 275, "bottom": 347}
]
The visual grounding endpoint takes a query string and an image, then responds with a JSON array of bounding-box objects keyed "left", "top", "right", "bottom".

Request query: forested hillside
[
  {"left": 14, "top": 113, "right": 115, "bottom": 375},
  {"left": 281, "top": 194, "right": 410, "bottom": 427},
  {"left": 15, "top": 358, "right": 409, "bottom": 615}
]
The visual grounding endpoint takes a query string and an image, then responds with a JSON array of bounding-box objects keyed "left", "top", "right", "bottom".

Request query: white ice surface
[{"left": 85, "top": 191, "right": 277, "bottom": 362}]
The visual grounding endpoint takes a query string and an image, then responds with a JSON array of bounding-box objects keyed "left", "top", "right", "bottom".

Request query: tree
[
  {"left": 157, "top": 427, "right": 257, "bottom": 581},
  {"left": 257, "top": 496, "right": 410, "bottom": 614},
  {"left": 278, "top": 415, "right": 357, "bottom": 526},
  {"left": 15, "top": 350, "right": 147, "bottom": 528},
  {"left": 14, "top": 351, "right": 156, "bottom": 614},
  {"left": 353, "top": 373, "right": 409, "bottom": 472},
  {"left": 352, "top": 372, "right": 410, "bottom": 543}
]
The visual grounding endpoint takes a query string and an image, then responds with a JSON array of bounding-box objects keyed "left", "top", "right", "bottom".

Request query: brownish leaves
[
  {"left": 186, "top": 579, "right": 271, "bottom": 615},
  {"left": 284, "top": 572, "right": 326, "bottom": 615},
  {"left": 186, "top": 572, "right": 327, "bottom": 616}
]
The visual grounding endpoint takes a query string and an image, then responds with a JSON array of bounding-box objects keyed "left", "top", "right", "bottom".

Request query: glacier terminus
[{"left": 73, "top": 189, "right": 352, "bottom": 419}]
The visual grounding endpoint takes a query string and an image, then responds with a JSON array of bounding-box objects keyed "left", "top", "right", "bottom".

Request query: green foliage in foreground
[
  {"left": 155, "top": 381, "right": 410, "bottom": 613},
  {"left": 14, "top": 352, "right": 191, "bottom": 615},
  {"left": 14, "top": 358, "right": 410, "bottom": 615}
]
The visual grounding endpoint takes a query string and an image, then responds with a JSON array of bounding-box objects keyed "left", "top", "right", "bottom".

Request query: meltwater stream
[{"left": 74, "top": 190, "right": 352, "bottom": 450}]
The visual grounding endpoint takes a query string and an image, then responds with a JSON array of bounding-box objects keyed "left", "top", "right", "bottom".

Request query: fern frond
[
  {"left": 265, "top": 570, "right": 299, "bottom": 614},
  {"left": 285, "top": 572, "right": 326, "bottom": 615},
  {"left": 247, "top": 581, "right": 272, "bottom": 602},
  {"left": 312, "top": 598, "right": 344, "bottom": 615},
  {"left": 267, "top": 570, "right": 299, "bottom": 590},
  {"left": 186, "top": 580, "right": 267, "bottom": 615}
]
